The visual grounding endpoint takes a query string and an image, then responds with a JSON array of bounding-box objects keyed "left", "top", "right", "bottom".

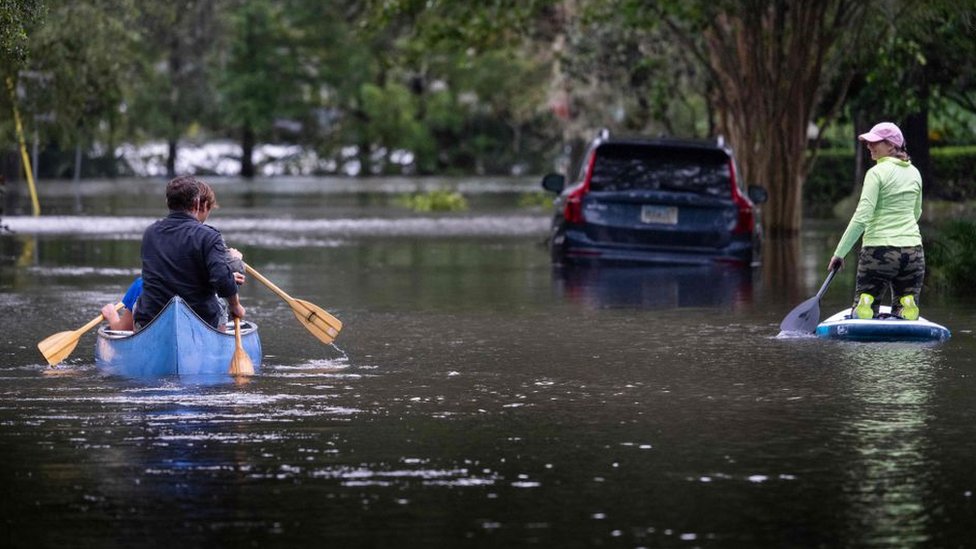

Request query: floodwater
[{"left": 2, "top": 177, "right": 975, "bottom": 548}]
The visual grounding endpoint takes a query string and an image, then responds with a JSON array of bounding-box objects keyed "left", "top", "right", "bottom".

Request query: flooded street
[{"left": 2, "top": 177, "right": 976, "bottom": 547}]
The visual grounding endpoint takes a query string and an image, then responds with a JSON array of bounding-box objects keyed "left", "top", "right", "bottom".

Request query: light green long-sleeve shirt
[{"left": 833, "top": 156, "right": 922, "bottom": 258}]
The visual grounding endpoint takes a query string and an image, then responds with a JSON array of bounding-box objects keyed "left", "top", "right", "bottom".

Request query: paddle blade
[
  {"left": 37, "top": 330, "right": 82, "bottom": 366},
  {"left": 779, "top": 296, "right": 821, "bottom": 333},
  {"left": 290, "top": 298, "right": 343, "bottom": 344},
  {"left": 229, "top": 318, "right": 255, "bottom": 376},
  {"left": 37, "top": 303, "right": 123, "bottom": 366}
]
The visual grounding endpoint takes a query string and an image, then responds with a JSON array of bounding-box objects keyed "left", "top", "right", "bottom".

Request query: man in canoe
[
  {"left": 134, "top": 175, "right": 245, "bottom": 330},
  {"left": 102, "top": 247, "right": 244, "bottom": 331}
]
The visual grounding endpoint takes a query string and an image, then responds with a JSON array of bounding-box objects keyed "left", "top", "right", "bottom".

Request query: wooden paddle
[
  {"left": 779, "top": 267, "right": 839, "bottom": 334},
  {"left": 244, "top": 263, "right": 343, "bottom": 344},
  {"left": 228, "top": 317, "right": 255, "bottom": 376},
  {"left": 37, "top": 302, "right": 124, "bottom": 366}
]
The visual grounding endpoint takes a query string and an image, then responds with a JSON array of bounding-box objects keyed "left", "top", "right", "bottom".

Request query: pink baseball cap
[{"left": 858, "top": 122, "right": 904, "bottom": 148}]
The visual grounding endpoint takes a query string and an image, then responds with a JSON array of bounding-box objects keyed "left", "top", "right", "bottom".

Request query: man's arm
[
  {"left": 204, "top": 232, "right": 239, "bottom": 298},
  {"left": 226, "top": 293, "right": 246, "bottom": 320}
]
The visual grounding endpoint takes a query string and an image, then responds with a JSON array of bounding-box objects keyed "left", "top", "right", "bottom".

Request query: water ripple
[{"left": 5, "top": 215, "right": 549, "bottom": 238}]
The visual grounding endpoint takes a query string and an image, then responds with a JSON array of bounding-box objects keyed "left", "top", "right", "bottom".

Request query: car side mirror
[
  {"left": 541, "top": 173, "right": 566, "bottom": 194},
  {"left": 747, "top": 185, "right": 768, "bottom": 204}
]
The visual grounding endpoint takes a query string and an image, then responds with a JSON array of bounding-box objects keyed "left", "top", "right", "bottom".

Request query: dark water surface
[{"left": 2, "top": 178, "right": 976, "bottom": 547}]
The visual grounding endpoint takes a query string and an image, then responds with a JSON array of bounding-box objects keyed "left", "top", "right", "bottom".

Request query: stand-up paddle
[
  {"left": 779, "top": 268, "right": 839, "bottom": 334},
  {"left": 38, "top": 303, "right": 124, "bottom": 366},
  {"left": 244, "top": 263, "right": 342, "bottom": 344}
]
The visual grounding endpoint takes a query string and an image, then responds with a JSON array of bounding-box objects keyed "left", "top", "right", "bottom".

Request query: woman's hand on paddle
[
  {"left": 233, "top": 272, "right": 245, "bottom": 285},
  {"left": 828, "top": 256, "right": 844, "bottom": 272}
]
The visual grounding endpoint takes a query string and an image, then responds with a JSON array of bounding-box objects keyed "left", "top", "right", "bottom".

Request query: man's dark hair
[{"left": 166, "top": 175, "right": 216, "bottom": 211}]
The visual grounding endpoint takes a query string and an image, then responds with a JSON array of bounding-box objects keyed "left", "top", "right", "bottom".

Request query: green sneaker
[
  {"left": 855, "top": 293, "right": 875, "bottom": 319},
  {"left": 899, "top": 295, "right": 919, "bottom": 320}
]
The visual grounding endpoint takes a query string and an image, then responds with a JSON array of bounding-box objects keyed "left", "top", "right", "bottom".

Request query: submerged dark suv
[{"left": 541, "top": 131, "right": 767, "bottom": 266}]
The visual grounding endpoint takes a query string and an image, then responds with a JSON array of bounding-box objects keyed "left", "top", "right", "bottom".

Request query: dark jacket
[{"left": 135, "top": 211, "right": 238, "bottom": 328}]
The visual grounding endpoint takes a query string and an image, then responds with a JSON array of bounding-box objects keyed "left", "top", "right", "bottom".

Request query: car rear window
[{"left": 588, "top": 143, "right": 732, "bottom": 196}]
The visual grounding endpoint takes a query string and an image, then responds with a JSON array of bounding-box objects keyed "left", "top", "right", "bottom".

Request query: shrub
[
  {"left": 930, "top": 146, "right": 976, "bottom": 200},
  {"left": 517, "top": 192, "right": 553, "bottom": 210},
  {"left": 396, "top": 190, "right": 468, "bottom": 212},
  {"left": 804, "top": 150, "right": 854, "bottom": 217},
  {"left": 805, "top": 146, "right": 976, "bottom": 216},
  {"left": 924, "top": 219, "right": 976, "bottom": 292}
]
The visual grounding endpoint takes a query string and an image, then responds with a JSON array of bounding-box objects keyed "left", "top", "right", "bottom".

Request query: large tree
[
  {"left": 20, "top": 0, "right": 136, "bottom": 178},
  {"left": 654, "top": 0, "right": 873, "bottom": 236},
  {"left": 378, "top": 0, "right": 875, "bottom": 234},
  {"left": 844, "top": 1, "right": 976, "bottom": 197},
  {"left": 361, "top": 0, "right": 559, "bottom": 174},
  {"left": 217, "top": 0, "right": 304, "bottom": 178},
  {"left": 127, "top": 0, "right": 219, "bottom": 178}
]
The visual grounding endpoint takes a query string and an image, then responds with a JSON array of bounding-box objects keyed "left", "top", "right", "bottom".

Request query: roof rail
[
  {"left": 716, "top": 135, "right": 726, "bottom": 148},
  {"left": 597, "top": 128, "right": 610, "bottom": 140}
]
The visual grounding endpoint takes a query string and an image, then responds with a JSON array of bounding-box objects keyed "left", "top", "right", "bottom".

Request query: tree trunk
[
  {"left": 241, "top": 123, "right": 255, "bottom": 178},
  {"left": 166, "top": 138, "right": 177, "bottom": 179},
  {"left": 696, "top": 1, "right": 867, "bottom": 236},
  {"left": 903, "top": 110, "right": 930, "bottom": 189},
  {"left": 167, "top": 37, "right": 181, "bottom": 180},
  {"left": 73, "top": 143, "right": 82, "bottom": 182},
  {"left": 73, "top": 142, "right": 83, "bottom": 212}
]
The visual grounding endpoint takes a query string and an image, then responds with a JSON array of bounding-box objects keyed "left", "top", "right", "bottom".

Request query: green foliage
[
  {"left": 924, "top": 220, "right": 976, "bottom": 291},
  {"left": 16, "top": 0, "right": 137, "bottom": 154},
  {"left": 517, "top": 191, "right": 553, "bottom": 210},
  {"left": 930, "top": 146, "right": 976, "bottom": 200},
  {"left": 418, "top": 47, "right": 554, "bottom": 174},
  {"left": 929, "top": 99, "right": 976, "bottom": 145},
  {"left": 805, "top": 146, "right": 976, "bottom": 216},
  {"left": 360, "top": 81, "right": 431, "bottom": 173},
  {"left": 841, "top": 2, "right": 976, "bottom": 154},
  {"left": 574, "top": 0, "right": 710, "bottom": 138},
  {"left": 218, "top": 0, "right": 303, "bottom": 134},
  {"left": 804, "top": 150, "right": 857, "bottom": 217},
  {"left": 366, "top": 0, "right": 555, "bottom": 52},
  {"left": 0, "top": 0, "right": 42, "bottom": 68},
  {"left": 396, "top": 190, "right": 468, "bottom": 212},
  {"left": 6, "top": 0, "right": 976, "bottom": 186},
  {"left": 124, "top": 1, "right": 220, "bottom": 149}
]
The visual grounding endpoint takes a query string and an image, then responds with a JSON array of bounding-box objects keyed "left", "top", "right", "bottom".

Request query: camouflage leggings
[{"left": 854, "top": 245, "right": 925, "bottom": 316}]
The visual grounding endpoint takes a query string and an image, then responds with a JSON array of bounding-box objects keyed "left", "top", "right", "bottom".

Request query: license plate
[{"left": 640, "top": 205, "right": 678, "bottom": 225}]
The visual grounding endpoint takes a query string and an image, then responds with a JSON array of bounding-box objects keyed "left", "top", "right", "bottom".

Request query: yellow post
[{"left": 6, "top": 76, "right": 41, "bottom": 216}]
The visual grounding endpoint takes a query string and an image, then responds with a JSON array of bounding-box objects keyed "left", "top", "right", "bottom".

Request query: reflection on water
[
  {"left": 553, "top": 264, "right": 755, "bottom": 310},
  {"left": 4, "top": 214, "right": 550, "bottom": 238},
  {"left": 837, "top": 345, "right": 940, "bottom": 547}
]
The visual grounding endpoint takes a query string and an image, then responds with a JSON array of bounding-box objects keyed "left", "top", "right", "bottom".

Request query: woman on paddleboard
[{"left": 827, "top": 122, "right": 924, "bottom": 320}]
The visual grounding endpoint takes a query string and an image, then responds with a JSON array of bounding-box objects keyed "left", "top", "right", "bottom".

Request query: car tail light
[
  {"left": 729, "top": 160, "right": 754, "bottom": 234},
  {"left": 564, "top": 185, "right": 586, "bottom": 223},
  {"left": 563, "top": 151, "right": 597, "bottom": 223}
]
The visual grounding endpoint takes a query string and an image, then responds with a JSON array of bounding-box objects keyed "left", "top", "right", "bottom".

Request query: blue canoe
[
  {"left": 815, "top": 306, "right": 951, "bottom": 343},
  {"left": 95, "top": 296, "right": 262, "bottom": 377}
]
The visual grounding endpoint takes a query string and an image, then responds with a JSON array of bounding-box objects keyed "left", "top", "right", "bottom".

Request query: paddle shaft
[
  {"left": 244, "top": 263, "right": 295, "bottom": 303},
  {"left": 814, "top": 268, "right": 839, "bottom": 301},
  {"left": 234, "top": 317, "right": 244, "bottom": 347},
  {"left": 243, "top": 262, "right": 342, "bottom": 344}
]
